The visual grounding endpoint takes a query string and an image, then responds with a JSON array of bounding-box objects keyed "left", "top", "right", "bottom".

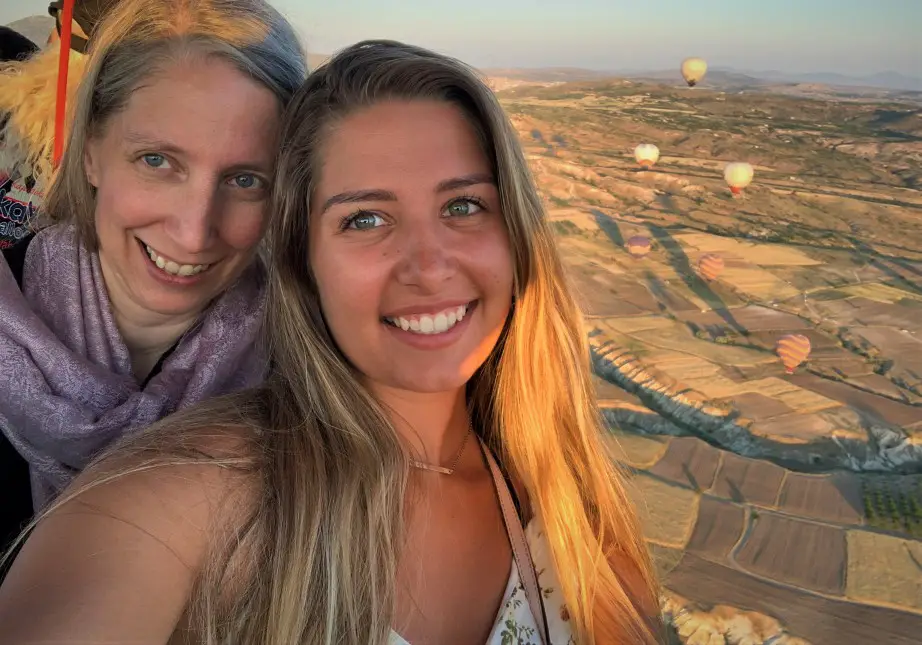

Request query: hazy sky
[{"left": 3, "top": 0, "right": 920, "bottom": 76}]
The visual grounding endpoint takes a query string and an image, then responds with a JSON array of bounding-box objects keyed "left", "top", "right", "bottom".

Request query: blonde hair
[
  {"left": 41, "top": 0, "right": 307, "bottom": 250},
  {"left": 254, "top": 39, "right": 662, "bottom": 644},
  {"left": 6, "top": 40, "right": 663, "bottom": 645},
  {"left": 0, "top": 43, "right": 86, "bottom": 192}
]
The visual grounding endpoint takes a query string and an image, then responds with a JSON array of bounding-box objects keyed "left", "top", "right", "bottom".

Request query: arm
[{"left": 0, "top": 456, "right": 246, "bottom": 644}]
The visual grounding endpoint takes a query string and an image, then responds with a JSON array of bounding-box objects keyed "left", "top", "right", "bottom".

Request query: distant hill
[
  {"left": 481, "top": 64, "right": 922, "bottom": 93},
  {"left": 480, "top": 67, "right": 614, "bottom": 83},
  {"left": 708, "top": 67, "right": 922, "bottom": 92},
  {"left": 5, "top": 15, "right": 53, "bottom": 49}
]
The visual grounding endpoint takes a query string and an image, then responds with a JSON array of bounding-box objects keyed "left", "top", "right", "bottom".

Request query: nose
[
  {"left": 395, "top": 218, "right": 456, "bottom": 290},
  {"left": 163, "top": 180, "right": 220, "bottom": 254}
]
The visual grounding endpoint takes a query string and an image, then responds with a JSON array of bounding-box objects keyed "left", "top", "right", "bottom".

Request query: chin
[
  {"left": 142, "top": 293, "right": 213, "bottom": 318},
  {"left": 387, "top": 370, "right": 472, "bottom": 395}
]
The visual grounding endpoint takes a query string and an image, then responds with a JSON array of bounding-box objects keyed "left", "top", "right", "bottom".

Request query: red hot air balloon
[
  {"left": 626, "top": 235, "right": 652, "bottom": 258},
  {"left": 634, "top": 144, "right": 660, "bottom": 168},
  {"left": 776, "top": 334, "right": 811, "bottom": 374},
  {"left": 724, "top": 162, "right": 754, "bottom": 196},
  {"left": 698, "top": 254, "right": 725, "bottom": 281}
]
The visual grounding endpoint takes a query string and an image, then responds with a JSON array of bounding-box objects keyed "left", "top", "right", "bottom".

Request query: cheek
[
  {"left": 218, "top": 202, "right": 269, "bottom": 251},
  {"left": 312, "top": 248, "right": 385, "bottom": 337},
  {"left": 478, "top": 226, "right": 515, "bottom": 299},
  {"left": 93, "top": 174, "right": 155, "bottom": 233}
]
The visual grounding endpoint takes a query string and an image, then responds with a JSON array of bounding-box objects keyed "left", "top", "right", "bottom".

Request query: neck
[
  {"left": 100, "top": 264, "right": 201, "bottom": 382},
  {"left": 115, "top": 306, "right": 198, "bottom": 382},
  {"left": 373, "top": 384, "right": 471, "bottom": 465}
]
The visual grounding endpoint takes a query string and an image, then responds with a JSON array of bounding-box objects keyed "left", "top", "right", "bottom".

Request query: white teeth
[
  {"left": 386, "top": 304, "right": 470, "bottom": 335},
  {"left": 144, "top": 244, "right": 209, "bottom": 277}
]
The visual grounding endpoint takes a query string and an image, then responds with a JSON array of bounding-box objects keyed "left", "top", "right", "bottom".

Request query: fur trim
[{"left": 0, "top": 42, "right": 87, "bottom": 187}]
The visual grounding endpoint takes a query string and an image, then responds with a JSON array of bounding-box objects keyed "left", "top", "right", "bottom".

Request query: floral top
[{"left": 390, "top": 520, "right": 575, "bottom": 645}]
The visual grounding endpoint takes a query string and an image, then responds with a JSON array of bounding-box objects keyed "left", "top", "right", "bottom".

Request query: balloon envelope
[
  {"left": 724, "top": 162, "right": 754, "bottom": 194},
  {"left": 626, "top": 235, "right": 652, "bottom": 257},
  {"left": 776, "top": 334, "right": 811, "bottom": 373},
  {"left": 681, "top": 57, "right": 708, "bottom": 87},
  {"left": 698, "top": 254, "right": 725, "bottom": 281},
  {"left": 634, "top": 143, "right": 660, "bottom": 168}
]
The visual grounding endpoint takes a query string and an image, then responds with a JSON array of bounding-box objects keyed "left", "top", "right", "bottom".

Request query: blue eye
[
  {"left": 142, "top": 153, "right": 169, "bottom": 169},
  {"left": 231, "top": 174, "right": 262, "bottom": 189},
  {"left": 343, "top": 212, "right": 385, "bottom": 230}
]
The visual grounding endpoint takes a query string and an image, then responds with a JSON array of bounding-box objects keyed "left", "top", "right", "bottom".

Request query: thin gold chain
[{"left": 410, "top": 422, "right": 472, "bottom": 475}]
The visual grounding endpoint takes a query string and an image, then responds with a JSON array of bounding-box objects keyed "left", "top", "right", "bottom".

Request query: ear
[{"left": 84, "top": 137, "right": 101, "bottom": 188}]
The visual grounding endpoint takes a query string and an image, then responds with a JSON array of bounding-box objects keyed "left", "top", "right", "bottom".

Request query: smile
[
  {"left": 383, "top": 302, "right": 474, "bottom": 335},
  {"left": 138, "top": 239, "right": 211, "bottom": 277}
]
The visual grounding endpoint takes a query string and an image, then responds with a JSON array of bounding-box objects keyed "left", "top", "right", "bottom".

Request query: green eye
[
  {"left": 345, "top": 212, "right": 384, "bottom": 230},
  {"left": 446, "top": 199, "right": 483, "bottom": 217}
]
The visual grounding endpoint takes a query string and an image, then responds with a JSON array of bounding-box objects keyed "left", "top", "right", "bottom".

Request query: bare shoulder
[{"left": 0, "top": 427, "right": 260, "bottom": 644}]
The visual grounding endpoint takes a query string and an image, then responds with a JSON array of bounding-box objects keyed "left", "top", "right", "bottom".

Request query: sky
[{"left": 3, "top": 0, "right": 920, "bottom": 77}]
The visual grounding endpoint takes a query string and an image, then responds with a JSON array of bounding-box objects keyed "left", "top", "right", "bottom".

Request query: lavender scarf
[{"left": 0, "top": 225, "right": 268, "bottom": 509}]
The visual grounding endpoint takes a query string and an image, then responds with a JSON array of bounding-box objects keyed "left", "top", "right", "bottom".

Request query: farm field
[{"left": 496, "top": 73, "right": 922, "bottom": 643}]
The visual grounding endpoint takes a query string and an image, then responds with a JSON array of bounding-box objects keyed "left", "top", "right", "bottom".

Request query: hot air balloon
[
  {"left": 775, "top": 334, "right": 811, "bottom": 374},
  {"left": 626, "top": 235, "right": 652, "bottom": 258},
  {"left": 681, "top": 57, "right": 707, "bottom": 87},
  {"left": 697, "top": 254, "right": 725, "bottom": 281},
  {"left": 724, "top": 162, "right": 754, "bottom": 195},
  {"left": 634, "top": 143, "right": 660, "bottom": 168}
]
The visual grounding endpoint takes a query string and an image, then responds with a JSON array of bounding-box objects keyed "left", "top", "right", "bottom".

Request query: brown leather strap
[{"left": 480, "top": 439, "right": 551, "bottom": 645}]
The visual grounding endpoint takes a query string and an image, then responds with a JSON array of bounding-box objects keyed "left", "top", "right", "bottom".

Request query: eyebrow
[
  {"left": 319, "top": 172, "right": 496, "bottom": 214},
  {"left": 123, "top": 130, "right": 186, "bottom": 155}
]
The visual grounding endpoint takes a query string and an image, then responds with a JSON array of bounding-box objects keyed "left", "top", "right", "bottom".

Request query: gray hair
[{"left": 44, "top": 0, "right": 307, "bottom": 250}]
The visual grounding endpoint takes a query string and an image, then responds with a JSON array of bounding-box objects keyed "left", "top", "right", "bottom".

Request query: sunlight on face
[
  {"left": 309, "top": 100, "right": 514, "bottom": 394},
  {"left": 84, "top": 56, "right": 280, "bottom": 321}
]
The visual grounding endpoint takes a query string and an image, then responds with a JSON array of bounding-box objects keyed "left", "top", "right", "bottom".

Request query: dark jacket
[
  {"left": 0, "top": 234, "right": 36, "bottom": 583},
  {"left": 0, "top": 26, "right": 39, "bottom": 63}
]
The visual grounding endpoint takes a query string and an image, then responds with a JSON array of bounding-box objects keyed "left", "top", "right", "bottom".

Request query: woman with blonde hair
[
  {"left": 0, "top": 0, "right": 305, "bottom": 580},
  {"left": 0, "top": 40, "right": 663, "bottom": 644}
]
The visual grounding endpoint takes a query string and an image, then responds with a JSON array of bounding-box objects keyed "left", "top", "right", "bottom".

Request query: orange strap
[{"left": 52, "top": 0, "right": 76, "bottom": 167}]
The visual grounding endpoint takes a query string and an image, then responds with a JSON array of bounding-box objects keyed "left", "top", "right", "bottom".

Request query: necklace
[{"left": 410, "top": 423, "right": 472, "bottom": 475}]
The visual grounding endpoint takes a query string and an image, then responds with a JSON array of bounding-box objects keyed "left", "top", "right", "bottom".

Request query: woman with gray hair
[{"left": 0, "top": 0, "right": 306, "bottom": 567}]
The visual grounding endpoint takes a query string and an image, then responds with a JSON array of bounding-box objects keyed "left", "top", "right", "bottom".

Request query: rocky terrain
[{"left": 493, "top": 76, "right": 922, "bottom": 644}]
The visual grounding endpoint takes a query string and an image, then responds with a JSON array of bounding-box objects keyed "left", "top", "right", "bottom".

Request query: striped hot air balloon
[
  {"left": 626, "top": 235, "right": 652, "bottom": 258},
  {"left": 698, "top": 254, "right": 725, "bottom": 281},
  {"left": 776, "top": 334, "right": 811, "bottom": 374}
]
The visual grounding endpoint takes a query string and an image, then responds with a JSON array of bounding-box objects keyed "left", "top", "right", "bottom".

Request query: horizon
[{"left": 2, "top": 0, "right": 920, "bottom": 78}]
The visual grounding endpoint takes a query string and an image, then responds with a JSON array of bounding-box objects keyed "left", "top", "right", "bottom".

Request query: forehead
[
  {"left": 317, "top": 100, "right": 491, "bottom": 193},
  {"left": 101, "top": 56, "right": 281, "bottom": 164}
]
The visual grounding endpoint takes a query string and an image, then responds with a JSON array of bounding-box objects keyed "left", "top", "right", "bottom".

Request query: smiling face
[
  {"left": 84, "top": 55, "right": 280, "bottom": 320},
  {"left": 309, "top": 100, "right": 514, "bottom": 395}
]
